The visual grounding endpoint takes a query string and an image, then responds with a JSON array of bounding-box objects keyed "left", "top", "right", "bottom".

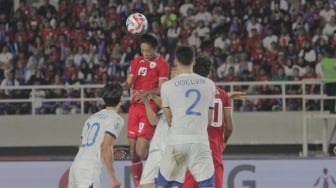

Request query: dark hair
[
  {"left": 175, "top": 46, "right": 194, "bottom": 66},
  {"left": 100, "top": 82, "right": 123, "bottom": 107},
  {"left": 193, "top": 56, "right": 211, "bottom": 77},
  {"left": 139, "top": 33, "right": 159, "bottom": 49}
]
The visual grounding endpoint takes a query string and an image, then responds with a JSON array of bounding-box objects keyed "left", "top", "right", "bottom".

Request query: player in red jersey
[
  {"left": 183, "top": 56, "right": 235, "bottom": 188},
  {"left": 122, "top": 33, "right": 170, "bottom": 187}
]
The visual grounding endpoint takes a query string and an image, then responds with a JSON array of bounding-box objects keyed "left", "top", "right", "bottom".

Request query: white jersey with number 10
[{"left": 72, "top": 109, "right": 124, "bottom": 169}]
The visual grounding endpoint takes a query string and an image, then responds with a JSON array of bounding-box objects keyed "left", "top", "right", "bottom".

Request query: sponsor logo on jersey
[{"left": 149, "top": 61, "right": 157, "bottom": 68}]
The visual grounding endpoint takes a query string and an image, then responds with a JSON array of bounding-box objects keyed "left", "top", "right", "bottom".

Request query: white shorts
[
  {"left": 68, "top": 165, "right": 100, "bottom": 188},
  {"left": 140, "top": 149, "right": 163, "bottom": 185},
  {"left": 157, "top": 143, "right": 214, "bottom": 187}
]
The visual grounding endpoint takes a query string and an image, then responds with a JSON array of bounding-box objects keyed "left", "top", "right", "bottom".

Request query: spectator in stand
[
  {"left": 166, "top": 21, "right": 180, "bottom": 54},
  {"left": 302, "top": 64, "right": 319, "bottom": 110},
  {"left": 251, "top": 42, "right": 266, "bottom": 66},
  {"left": 245, "top": 28, "right": 262, "bottom": 55},
  {"left": 246, "top": 15, "right": 262, "bottom": 37},
  {"left": 272, "top": 66, "right": 289, "bottom": 104},
  {"left": 38, "top": 0, "right": 57, "bottom": 19},
  {"left": 117, "top": 0, "right": 132, "bottom": 22},
  {"left": 132, "top": 0, "right": 149, "bottom": 13},
  {"left": 319, "top": 2, "right": 336, "bottom": 24},
  {"left": 217, "top": 55, "right": 237, "bottom": 80},
  {"left": 188, "top": 30, "right": 201, "bottom": 50},
  {"left": 158, "top": 45, "right": 171, "bottom": 63},
  {"left": 312, "top": 27, "right": 328, "bottom": 45},
  {"left": 223, "top": 66, "right": 239, "bottom": 83},
  {"left": 179, "top": 0, "right": 194, "bottom": 18},
  {"left": 315, "top": 38, "right": 332, "bottom": 55},
  {"left": 1, "top": 69, "right": 20, "bottom": 97},
  {"left": 160, "top": 6, "right": 177, "bottom": 30},
  {"left": 214, "top": 33, "right": 231, "bottom": 52},
  {"left": 263, "top": 28, "right": 279, "bottom": 52},
  {"left": 229, "top": 31, "right": 243, "bottom": 55},
  {"left": 237, "top": 52, "right": 253, "bottom": 76},
  {"left": 179, "top": 20, "right": 193, "bottom": 45},
  {"left": 322, "top": 16, "right": 336, "bottom": 38},
  {"left": 298, "top": 40, "right": 318, "bottom": 67},
  {"left": 284, "top": 58, "right": 295, "bottom": 77},
  {"left": 194, "top": 6, "right": 212, "bottom": 27},
  {"left": 0, "top": 45, "right": 13, "bottom": 79},
  {"left": 73, "top": 45, "right": 90, "bottom": 68},
  {"left": 63, "top": 59, "right": 79, "bottom": 82}
]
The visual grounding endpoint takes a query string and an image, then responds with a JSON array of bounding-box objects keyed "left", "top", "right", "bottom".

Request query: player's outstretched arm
[
  {"left": 102, "top": 133, "right": 121, "bottom": 188},
  {"left": 313, "top": 177, "right": 320, "bottom": 186},
  {"left": 228, "top": 91, "right": 246, "bottom": 100}
]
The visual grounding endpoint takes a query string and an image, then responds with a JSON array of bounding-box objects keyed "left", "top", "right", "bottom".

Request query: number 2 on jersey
[
  {"left": 185, "top": 89, "right": 201, "bottom": 116},
  {"left": 81, "top": 122, "right": 100, "bottom": 147}
]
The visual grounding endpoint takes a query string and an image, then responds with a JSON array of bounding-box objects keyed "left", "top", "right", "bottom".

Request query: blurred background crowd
[{"left": 0, "top": 0, "right": 335, "bottom": 115}]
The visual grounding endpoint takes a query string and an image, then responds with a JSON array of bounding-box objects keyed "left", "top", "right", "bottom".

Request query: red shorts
[{"left": 127, "top": 102, "right": 159, "bottom": 140}]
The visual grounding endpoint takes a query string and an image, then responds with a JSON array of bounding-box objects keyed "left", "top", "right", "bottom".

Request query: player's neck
[
  {"left": 177, "top": 66, "right": 193, "bottom": 75},
  {"left": 105, "top": 106, "right": 119, "bottom": 113}
]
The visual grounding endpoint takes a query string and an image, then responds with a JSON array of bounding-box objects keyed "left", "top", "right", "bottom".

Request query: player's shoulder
[
  {"left": 131, "top": 56, "right": 144, "bottom": 64},
  {"left": 155, "top": 55, "right": 169, "bottom": 64}
]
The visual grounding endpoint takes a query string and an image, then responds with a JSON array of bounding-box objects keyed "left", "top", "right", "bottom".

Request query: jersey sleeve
[
  {"left": 158, "top": 60, "right": 170, "bottom": 80},
  {"left": 220, "top": 89, "right": 232, "bottom": 109},
  {"left": 105, "top": 117, "right": 124, "bottom": 139},
  {"left": 161, "top": 82, "right": 169, "bottom": 108},
  {"left": 209, "top": 80, "right": 216, "bottom": 109}
]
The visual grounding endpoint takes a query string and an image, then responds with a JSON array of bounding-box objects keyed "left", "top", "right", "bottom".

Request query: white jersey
[
  {"left": 72, "top": 109, "right": 124, "bottom": 169},
  {"left": 161, "top": 73, "right": 215, "bottom": 145},
  {"left": 149, "top": 113, "right": 170, "bottom": 152}
]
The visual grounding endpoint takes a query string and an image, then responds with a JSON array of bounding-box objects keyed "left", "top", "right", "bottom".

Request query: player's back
[
  {"left": 161, "top": 73, "right": 215, "bottom": 145},
  {"left": 73, "top": 109, "right": 124, "bottom": 168}
]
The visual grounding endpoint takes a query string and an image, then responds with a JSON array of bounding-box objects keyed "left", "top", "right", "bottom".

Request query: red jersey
[
  {"left": 207, "top": 87, "right": 232, "bottom": 152},
  {"left": 129, "top": 55, "right": 170, "bottom": 103}
]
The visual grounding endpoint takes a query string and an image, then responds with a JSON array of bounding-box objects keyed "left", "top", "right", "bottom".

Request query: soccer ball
[{"left": 126, "top": 13, "right": 148, "bottom": 35}]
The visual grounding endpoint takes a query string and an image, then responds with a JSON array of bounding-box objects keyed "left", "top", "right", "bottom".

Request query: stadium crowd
[{"left": 0, "top": 0, "right": 334, "bottom": 114}]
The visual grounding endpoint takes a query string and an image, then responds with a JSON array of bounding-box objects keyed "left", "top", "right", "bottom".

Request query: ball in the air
[{"left": 126, "top": 13, "right": 148, "bottom": 35}]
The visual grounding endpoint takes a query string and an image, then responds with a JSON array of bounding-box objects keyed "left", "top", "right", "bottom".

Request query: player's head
[
  {"left": 100, "top": 82, "right": 123, "bottom": 107},
  {"left": 139, "top": 33, "right": 159, "bottom": 60},
  {"left": 193, "top": 56, "right": 212, "bottom": 77},
  {"left": 174, "top": 45, "right": 194, "bottom": 67}
]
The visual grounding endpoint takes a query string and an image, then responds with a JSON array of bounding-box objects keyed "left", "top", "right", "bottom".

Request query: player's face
[{"left": 140, "top": 43, "right": 157, "bottom": 60}]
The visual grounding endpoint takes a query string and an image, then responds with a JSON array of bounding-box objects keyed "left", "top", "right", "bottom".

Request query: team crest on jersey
[
  {"left": 138, "top": 67, "right": 147, "bottom": 76},
  {"left": 149, "top": 61, "right": 157, "bottom": 69}
]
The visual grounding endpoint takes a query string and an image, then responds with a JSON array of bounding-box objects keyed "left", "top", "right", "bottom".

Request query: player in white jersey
[
  {"left": 157, "top": 46, "right": 216, "bottom": 188},
  {"left": 68, "top": 83, "right": 124, "bottom": 188},
  {"left": 139, "top": 93, "right": 170, "bottom": 188}
]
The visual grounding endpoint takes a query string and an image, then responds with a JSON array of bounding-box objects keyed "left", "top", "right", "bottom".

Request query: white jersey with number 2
[{"left": 161, "top": 73, "right": 215, "bottom": 145}]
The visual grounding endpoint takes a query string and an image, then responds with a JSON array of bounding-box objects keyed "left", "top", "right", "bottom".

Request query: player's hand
[
  {"left": 111, "top": 176, "right": 121, "bottom": 188},
  {"left": 113, "top": 147, "right": 128, "bottom": 159},
  {"left": 137, "top": 91, "right": 151, "bottom": 104},
  {"left": 228, "top": 91, "right": 246, "bottom": 100}
]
